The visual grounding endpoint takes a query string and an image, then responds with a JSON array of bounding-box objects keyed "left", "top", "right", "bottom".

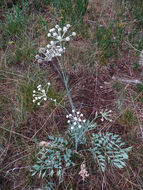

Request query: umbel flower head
[
  {"left": 66, "top": 109, "right": 86, "bottom": 130},
  {"left": 35, "top": 24, "right": 76, "bottom": 63},
  {"left": 100, "top": 108, "right": 112, "bottom": 122},
  {"left": 33, "top": 83, "right": 50, "bottom": 105}
]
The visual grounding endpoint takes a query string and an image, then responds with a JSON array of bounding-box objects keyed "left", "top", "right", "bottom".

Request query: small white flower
[
  {"left": 101, "top": 118, "right": 104, "bottom": 122},
  {"left": 54, "top": 99, "right": 56, "bottom": 102},
  {"left": 63, "top": 27, "right": 68, "bottom": 32},
  {"left": 44, "top": 98, "right": 47, "bottom": 101},
  {"left": 55, "top": 25, "right": 59, "bottom": 28},
  {"left": 48, "top": 82, "right": 51, "bottom": 86},
  {"left": 72, "top": 109, "right": 75, "bottom": 113},
  {"left": 66, "top": 115, "right": 69, "bottom": 118},
  {"left": 47, "top": 44, "right": 51, "bottom": 48},
  {"left": 38, "top": 97, "right": 41, "bottom": 99},
  {"left": 42, "top": 90, "right": 45, "bottom": 93},
  {"left": 66, "top": 24, "right": 71, "bottom": 28},
  {"left": 38, "top": 59, "right": 42, "bottom": 63},
  {"left": 69, "top": 114, "right": 72, "bottom": 117},
  {"left": 78, "top": 118, "right": 81, "bottom": 122},
  {"left": 77, "top": 111, "right": 80, "bottom": 115},
  {"left": 83, "top": 119, "right": 86, "bottom": 123},
  {"left": 47, "top": 33, "right": 51, "bottom": 37},
  {"left": 50, "top": 28, "right": 55, "bottom": 32},
  {"left": 65, "top": 37, "right": 70, "bottom": 41},
  {"left": 73, "top": 122, "right": 77, "bottom": 126},
  {"left": 35, "top": 55, "right": 40, "bottom": 59},
  {"left": 37, "top": 85, "right": 41, "bottom": 88},
  {"left": 33, "top": 90, "right": 36, "bottom": 93},
  {"left": 53, "top": 32, "right": 57, "bottom": 37},
  {"left": 80, "top": 113, "right": 83, "bottom": 117},
  {"left": 57, "top": 36, "right": 62, "bottom": 41},
  {"left": 78, "top": 125, "right": 82, "bottom": 128},
  {"left": 50, "top": 41, "right": 54, "bottom": 45},
  {"left": 74, "top": 117, "right": 77, "bottom": 121},
  {"left": 72, "top": 32, "right": 76, "bottom": 36},
  {"left": 58, "top": 28, "right": 62, "bottom": 32},
  {"left": 59, "top": 48, "right": 63, "bottom": 52},
  {"left": 33, "top": 94, "right": 35, "bottom": 97},
  {"left": 33, "top": 100, "right": 36, "bottom": 102},
  {"left": 37, "top": 102, "right": 40, "bottom": 105},
  {"left": 67, "top": 120, "right": 70, "bottom": 123},
  {"left": 71, "top": 126, "right": 74, "bottom": 130}
]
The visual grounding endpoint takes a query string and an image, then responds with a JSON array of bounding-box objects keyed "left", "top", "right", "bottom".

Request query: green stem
[{"left": 56, "top": 57, "right": 74, "bottom": 111}]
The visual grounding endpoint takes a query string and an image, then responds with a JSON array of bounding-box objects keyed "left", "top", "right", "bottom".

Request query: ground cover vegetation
[{"left": 0, "top": 0, "right": 143, "bottom": 189}]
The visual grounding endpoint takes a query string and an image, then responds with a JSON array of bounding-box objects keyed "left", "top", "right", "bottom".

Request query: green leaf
[
  {"left": 57, "top": 170, "right": 62, "bottom": 176},
  {"left": 65, "top": 162, "right": 70, "bottom": 167},
  {"left": 31, "top": 171, "right": 37, "bottom": 176},
  {"left": 48, "top": 136, "right": 54, "bottom": 140},
  {"left": 42, "top": 170, "right": 47, "bottom": 178},
  {"left": 54, "top": 164, "right": 59, "bottom": 169},
  {"left": 50, "top": 169, "right": 54, "bottom": 176},
  {"left": 32, "top": 165, "right": 40, "bottom": 170}
]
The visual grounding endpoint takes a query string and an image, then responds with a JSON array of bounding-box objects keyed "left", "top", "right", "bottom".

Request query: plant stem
[{"left": 56, "top": 57, "right": 74, "bottom": 111}]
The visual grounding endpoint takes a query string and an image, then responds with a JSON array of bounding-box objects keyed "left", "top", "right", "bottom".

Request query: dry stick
[
  {"left": 118, "top": 173, "right": 143, "bottom": 190},
  {"left": 0, "top": 126, "right": 31, "bottom": 140},
  {"left": 1, "top": 46, "right": 9, "bottom": 63},
  {"left": 0, "top": 153, "right": 31, "bottom": 171},
  {"left": 0, "top": 124, "right": 13, "bottom": 162},
  {"left": 125, "top": 40, "right": 141, "bottom": 53},
  {"left": 6, "top": 166, "right": 30, "bottom": 174},
  {"left": 130, "top": 93, "right": 143, "bottom": 138},
  {"left": 112, "top": 76, "right": 143, "bottom": 85}
]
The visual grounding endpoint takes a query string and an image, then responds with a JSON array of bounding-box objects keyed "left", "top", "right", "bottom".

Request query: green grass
[
  {"left": 118, "top": 109, "right": 138, "bottom": 128},
  {"left": 50, "top": 0, "right": 88, "bottom": 25},
  {"left": 96, "top": 21, "right": 124, "bottom": 58}
]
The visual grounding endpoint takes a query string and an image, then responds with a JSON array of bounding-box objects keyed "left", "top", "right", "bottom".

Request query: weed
[
  {"left": 30, "top": 0, "right": 51, "bottom": 10},
  {"left": 1, "top": 4, "right": 25, "bottom": 40},
  {"left": 50, "top": 0, "right": 88, "bottom": 25},
  {"left": 14, "top": 43, "right": 35, "bottom": 65},
  {"left": 38, "top": 15, "right": 49, "bottom": 32},
  {"left": 16, "top": 82, "right": 36, "bottom": 113},
  {"left": 5, "top": 39, "right": 36, "bottom": 66},
  {"left": 96, "top": 21, "right": 123, "bottom": 58},
  {"left": 132, "top": 1, "right": 143, "bottom": 29},
  {"left": 113, "top": 80, "right": 124, "bottom": 92},
  {"left": 133, "top": 61, "right": 141, "bottom": 71},
  {"left": 31, "top": 24, "right": 132, "bottom": 186},
  {"left": 136, "top": 83, "right": 143, "bottom": 93},
  {"left": 118, "top": 109, "right": 138, "bottom": 128}
]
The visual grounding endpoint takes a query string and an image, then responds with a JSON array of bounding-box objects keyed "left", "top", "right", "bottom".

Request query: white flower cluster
[
  {"left": 33, "top": 83, "right": 50, "bottom": 106},
  {"left": 100, "top": 109, "right": 112, "bottom": 122},
  {"left": 35, "top": 24, "right": 76, "bottom": 63},
  {"left": 66, "top": 109, "right": 86, "bottom": 130}
]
